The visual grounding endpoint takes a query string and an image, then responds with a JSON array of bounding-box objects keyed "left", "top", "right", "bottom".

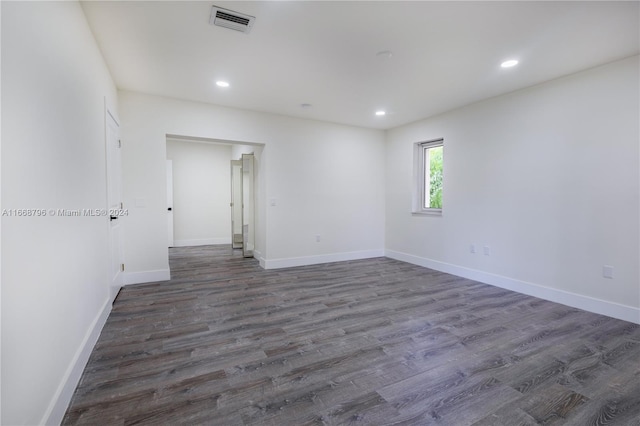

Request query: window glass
[{"left": 413, "top": 139, "right": 443, "bottom": 215}]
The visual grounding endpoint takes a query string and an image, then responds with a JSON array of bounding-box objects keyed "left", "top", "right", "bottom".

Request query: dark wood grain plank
[{"left": 62, "top": 245, "right": 640, "bottom": 425}]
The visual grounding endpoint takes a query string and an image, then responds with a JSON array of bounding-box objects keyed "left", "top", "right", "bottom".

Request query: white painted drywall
[
  {"left": 1, "top": 2, "right": 118, "bottom": 424},
  {"left": 385, "top": 56, "right": 640, "bottom": 322},
  {"left": 118, "top": 91, "right": 386, "bottom": 275},
  {"left": 166, "top": 139, "right": 232, "bottom": 246},
  {"left": 231, "top": 143, "right": 255, "bottom": 160}
]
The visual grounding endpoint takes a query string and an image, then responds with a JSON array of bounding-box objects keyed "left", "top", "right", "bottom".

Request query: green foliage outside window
[{"left": 429, "top": 146, "right": 443, "bottom": 209}]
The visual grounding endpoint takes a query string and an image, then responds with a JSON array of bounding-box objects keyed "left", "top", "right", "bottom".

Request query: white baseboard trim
[
  {"left": 43, "top": 295, "right": 113, "bottom": 425},
  {"left": 123, "top": 269, "right": 171, "bottom": 285},
  {"left": 385, "top": 249, "right": 640, "bottom": 325},
  {"left": 172, "top": 238, "right": 230, "bottom": 247},
  {"left": 264, "top": 249, "right": 385, "bottom": 270},
  {"left": 253, "top": 250, "right": 267, "bottom": 269}
]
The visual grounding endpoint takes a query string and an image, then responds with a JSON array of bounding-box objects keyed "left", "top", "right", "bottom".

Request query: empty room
[{"left": 1, "top": 1, "right": 639, "bottom": 425}]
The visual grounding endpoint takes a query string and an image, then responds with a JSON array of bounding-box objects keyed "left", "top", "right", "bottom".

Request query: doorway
[
  {"left": 165, "top": 136, "right": 262, "bottom": 260},
  {"left": 230, "top": 159, "right": 243, "bottom": 249},
  {"left": 230, "top": 153, "right": 255, "bottom": 257}
]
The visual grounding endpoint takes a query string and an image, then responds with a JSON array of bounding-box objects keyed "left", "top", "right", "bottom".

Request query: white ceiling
[{"left": 81, "top": 1, "right": 639, "bottom": 130}]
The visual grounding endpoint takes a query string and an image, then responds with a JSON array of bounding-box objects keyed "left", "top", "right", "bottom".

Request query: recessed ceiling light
[
  {"left": 300, "top": 103, "right": 312, "bottom": 109},
  {"left": 501, "top": 59, "right": 519, "bottom": 68},
  {"left": 216, "top": 81, "right": 230, "bottom": 87},
  {"left": 376, "top": 50, "right": 393, "bottom": 59},
  {"left": 375, "top": 111, "right": 386, "bottom": 116}
]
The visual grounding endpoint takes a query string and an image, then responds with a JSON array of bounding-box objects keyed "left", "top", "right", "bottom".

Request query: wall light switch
[
  {"left": 270, "top": 198, "right": 277, "bottom": 207},
  {"left": 315, "top": 235, "right": 321, "bottom": 242},
  {"left": 603, "top": 265, "right": 614, "bottom": 279},
  {"left": 469, "top": 244, "right": 476, "bottom": 254},
  {"left": 483, "top": 246, "right": 491, "bottom": 256}
]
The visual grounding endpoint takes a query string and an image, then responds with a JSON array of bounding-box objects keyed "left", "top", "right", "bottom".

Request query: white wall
[
  {"left": 119, "top": 91, "right": 386, "bottom": 277},
  {"left": 386, "top": 56, "right": 640, "bottom": 323},
  {"left": 166, "top": 139, "right": 232, "bottom": 246},
  {"left": 1, "top": 2, "right": 118, "bottom": 424},
  {"left": 231, "top": 143, "right": 255, "bottom": 160}
]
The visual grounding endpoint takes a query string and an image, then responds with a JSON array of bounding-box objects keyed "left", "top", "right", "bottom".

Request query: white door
[
  {"left": 242, "top": 153, "right": 255, "bottom": 258},
  {"left": 106, "top": 110, "right": 123, "bottom": 300},
  {"left": 230, "top": 160, "right": 243, "bottom": 249},
  {"left": 167, "top": 159, "right": 174, "bottom": 247}
]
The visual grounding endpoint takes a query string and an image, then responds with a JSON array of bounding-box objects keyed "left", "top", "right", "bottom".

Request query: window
[{"left": 413, "top": 139, "right": 443, "bottom": 215}]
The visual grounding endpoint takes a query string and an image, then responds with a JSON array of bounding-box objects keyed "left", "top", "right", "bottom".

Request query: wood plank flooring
[{"left": 63, "top": 245, "right": 640, "bottom": 425}]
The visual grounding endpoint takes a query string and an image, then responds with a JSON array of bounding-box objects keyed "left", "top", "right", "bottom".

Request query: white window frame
[{"left": 412, "top": 138, "right": 443, "bottom": 216}]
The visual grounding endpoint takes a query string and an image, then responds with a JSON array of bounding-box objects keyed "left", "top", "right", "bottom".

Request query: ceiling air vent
[{"left": 209, "top": 6, "right": 255, "bottom": 33}]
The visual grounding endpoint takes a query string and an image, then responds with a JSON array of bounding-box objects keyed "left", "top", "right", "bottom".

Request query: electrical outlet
[
  {"left": 469, "top": 244, "right": 476, "bottom": 254},
  {"left": 483, "top": 246, "right": 491, "bottom": 256},
  {"left": 603, "top": 265, "right": 614, "bottom": 279}
]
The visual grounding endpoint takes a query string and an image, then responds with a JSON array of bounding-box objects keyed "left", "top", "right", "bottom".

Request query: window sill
[{"left": 412, "top": 209, "right": 442, "bottom": 217}]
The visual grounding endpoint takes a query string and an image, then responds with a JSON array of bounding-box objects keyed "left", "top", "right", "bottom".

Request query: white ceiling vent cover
[{"left": 209, "top": 6, "right": 255, "bottom": 33}]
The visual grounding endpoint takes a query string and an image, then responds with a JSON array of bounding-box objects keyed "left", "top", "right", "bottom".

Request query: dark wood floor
[{"left": 63, "top": 245, "right": 640, "bottom": 425}]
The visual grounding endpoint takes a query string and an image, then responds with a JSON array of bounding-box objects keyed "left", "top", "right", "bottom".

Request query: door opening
[
  {"left": 230, "top": 153, "right": 255, "bottom": 257},
  {"left": 230, "top": 159, "right": 243, "bottom": 249},
  {"left": 241, "top": 153, "right": 255, "bottom": 258}
]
